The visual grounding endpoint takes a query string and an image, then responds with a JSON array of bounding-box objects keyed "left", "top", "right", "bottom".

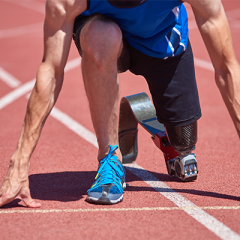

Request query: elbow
[
  {"left": 214, "top": 61, "right": 240, "bottom": 100},
  {"left": 214, "top": 66, "right": 233, "bottom": 98},
  {"left": 214, "top": 59, "right": 235, "bottom": 89},
  {"left": 214, "top": 70, "right": 226, "bottom": 91},
  {"left": 36, "top": 63, "right": 64, "bottom": 94},
  {"left": 39, "top": 62, "right": 64, "bottom": 81}
]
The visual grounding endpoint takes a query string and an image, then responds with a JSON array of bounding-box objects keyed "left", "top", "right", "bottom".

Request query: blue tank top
[{"left": 81, "top": 0, "right": 188, "bottom": 59}]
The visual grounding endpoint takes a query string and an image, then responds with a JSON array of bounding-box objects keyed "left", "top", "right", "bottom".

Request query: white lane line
[
  {"left": 47, "top": 106, "right": 240, "bottom": 240},
  {"left": 226, "top": 9, "right": 240, "bottom": 20},
  {"left": 4, "top": 0, "right": 45, "bottom": 14},
  {"left": 48, "top": 111, "right": 240, "bottom": 240},
  {"left": 64, "top": 57, "right": 81, "bottom": 72},
  {"left": 194, "top": 58, "right": 214, "bottom": 72},
  {"left": 0, "top": 67, "right": 21, "bottom": 88},
  {"left": 0, "top": 79, "right": 35, "bottom": 110},
  {"left": 229, "top": 19, "right": 240, "bottom": 29},
  {"left": 50, "top": 108, "right": 98, "bottom": 148},
  {"left": 0, "top": 57, "right": 81, "bottom": 110},
  {"left": 0, "top": 205, "right": 240, "bottom": 214},
  {"left": 0, "top": 22, "right": 43, "bottom": 39},
  {"left": 125, "top": 162, "right": 240, "bottom": 240},
  {"left": 188, "top": 19, "right": 198, "bottom": 30},
  {"left": 0, "top": 58, "right": 239, "bottom": 239},
  {"left": 0, "top": 56, "right": 213, "bottom": 110}
]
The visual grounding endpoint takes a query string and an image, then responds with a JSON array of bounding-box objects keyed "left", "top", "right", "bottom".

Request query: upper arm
[
  {"left": 183, "top": 0, "right": 222, "bottom": 22},
  {"left": 42, "top": 0, "right": 86, "bottom": 77},
  {"left": 182, "top": 0, "right": 237, "bottom": 73}
]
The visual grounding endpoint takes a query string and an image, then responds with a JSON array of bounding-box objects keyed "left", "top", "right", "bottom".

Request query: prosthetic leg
[{"left": 118, "top": 92, "right": 198, "bottom": 182}]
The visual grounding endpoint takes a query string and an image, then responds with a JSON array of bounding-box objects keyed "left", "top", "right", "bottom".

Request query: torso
[{"left": 80, "top": 0, "right": 189, "bottom": 58}]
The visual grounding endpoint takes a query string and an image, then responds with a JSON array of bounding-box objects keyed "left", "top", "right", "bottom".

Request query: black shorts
[{"left": 73, "top": 14, "right": 202, "bottom": 127}]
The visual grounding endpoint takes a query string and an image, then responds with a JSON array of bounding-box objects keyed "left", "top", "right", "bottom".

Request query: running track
[{"left": 0, "top": 1, "right": 240, "bottom": 239}]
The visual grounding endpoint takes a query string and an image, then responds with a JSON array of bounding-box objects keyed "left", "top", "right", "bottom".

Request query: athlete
[{"left": 0, "top": 0, "right": 240, "bottom": 207}]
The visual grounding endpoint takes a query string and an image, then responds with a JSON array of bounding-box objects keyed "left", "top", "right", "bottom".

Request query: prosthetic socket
[{"left": 153, "top": 122, "right": 198, "bottom": 181}]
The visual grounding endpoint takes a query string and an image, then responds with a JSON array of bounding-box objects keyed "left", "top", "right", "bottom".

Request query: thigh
[
  {"left": 129, "top": 42, "right": 202, "bottom": 127},
  {"left": 73, "top": 14, "right": 131, "bottom": 73}
]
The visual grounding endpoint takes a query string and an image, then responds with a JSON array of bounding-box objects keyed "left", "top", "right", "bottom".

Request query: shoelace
[{"left": 88, "top": 145, "right": 125, "bottom": 194}]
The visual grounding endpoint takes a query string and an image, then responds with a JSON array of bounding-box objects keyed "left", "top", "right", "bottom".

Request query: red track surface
[{"left": 0, "top": 1, "right": 240, "bottom": 239}]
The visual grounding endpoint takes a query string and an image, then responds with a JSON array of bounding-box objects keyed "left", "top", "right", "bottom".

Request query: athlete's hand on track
[{"left": 0, "top": 164, "right": 41, "bottom": 208}]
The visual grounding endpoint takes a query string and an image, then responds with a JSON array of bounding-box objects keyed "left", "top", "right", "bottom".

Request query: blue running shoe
[{"left": 86, "top": 145, "right": 126, "bottom": 204}]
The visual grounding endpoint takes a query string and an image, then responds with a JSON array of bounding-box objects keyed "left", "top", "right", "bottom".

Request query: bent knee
[{"left": 80, "top": 18, "right": 123, "bottom": 62}]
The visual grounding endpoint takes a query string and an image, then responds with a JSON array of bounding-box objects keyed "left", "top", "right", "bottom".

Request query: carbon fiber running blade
[{"left": 119, "top": 92, "right": 165, "bottom": 163}]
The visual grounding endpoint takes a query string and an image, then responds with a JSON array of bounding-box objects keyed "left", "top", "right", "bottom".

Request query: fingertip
[
  {"left": 24, "top": 198, "right": 41, "bottom": 208},
  {"left": 29, "top": 202, "right": 41, "bottom": 208}
]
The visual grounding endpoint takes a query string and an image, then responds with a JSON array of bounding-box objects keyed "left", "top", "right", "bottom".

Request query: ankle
[{"left": 97, "top": 145, "right": 122, "bottom": 162}]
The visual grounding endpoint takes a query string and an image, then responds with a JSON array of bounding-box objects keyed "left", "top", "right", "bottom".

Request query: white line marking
[
  {"left": 125, "top": 162, "right": 240, "bottom": 240},
  {"left": 0, "top": 67, "right": 21, "bottom": 87},
  {"left": 0, "top": 22, "right": 43, "bottom": 39},
  {"left": 47, "top": 107, "right": 240, "bottom": 240},
  {"left": 0, "top": 57, "right": 239, "bottom": 239},
  {"left": 0, "top": 79, "right": 35, "bottom": 110},
  {"left": 188, "top": 19, "right": 198, "bottom": 30},
  {"left": 0, "top": 206, "right": 239, "bottom": 214},
  {"left": 23, "top": 86, "right": 95, "bottom": 146},
  {"left": 4, "top": 0, "right": 45, "bottom": 14},
  {"left": 226, "top": 9, "right": 240, "bottom": 20},
  {"left": 0, "top": 57, "right": 81, "bottom": 109},
  {"left": 229, "top": 19, "right": 240, "bottom": 29},
  {"left": 194, "top": 58, "right": 214, "bottom": 72},
  {"left": 64, "top": 58, "right": 81, "bottom": 72},
  {"left": 50, "top": 107, "right": 98, "bottom": 148}
]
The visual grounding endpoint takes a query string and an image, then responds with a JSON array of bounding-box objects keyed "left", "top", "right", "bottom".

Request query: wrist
[{"left": 10, "top": 153, "right": 30, "bottom": 180}]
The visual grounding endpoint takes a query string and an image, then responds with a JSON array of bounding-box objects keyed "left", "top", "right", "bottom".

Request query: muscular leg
[{"left": 80, "top": 16, "right": 123, "bottom": 161}]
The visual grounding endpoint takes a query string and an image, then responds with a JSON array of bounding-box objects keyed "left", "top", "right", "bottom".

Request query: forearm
[
  {"left": 11, "top": 63, "right": 63, "bottom": 174},
  {"left": 215, "top": 62, "right": 240, "bottom": 138},
  {"left": 0, "top": 0, "right": 87, "bottom": 209},
  {"left": 7, "top": 0, "right": 84, "bottom": 176},
  {"left": 186, "top": 0, "right": 240, "bottom": 137},
  {"left": 199, "top": 9, "right": 240, "bottom": 137}
]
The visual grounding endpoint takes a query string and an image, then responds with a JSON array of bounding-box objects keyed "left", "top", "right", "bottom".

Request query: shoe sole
[
  {"left": 86, "top": 182, "right": 126, "bottom": 205},
  {"left": 86, "top": 194, "right": 123, "bottom": 205}
]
